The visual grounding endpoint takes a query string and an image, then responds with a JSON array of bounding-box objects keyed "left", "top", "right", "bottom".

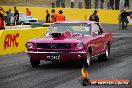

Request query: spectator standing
[
  {"left": 61, "top": 0, "right": 65, "bottom": 8},
  {"left": 51, "top": 9, "right": 57, "bottom": 23},
  {"left": 14, "top": 7, "right": 19, "bottom": 25},
  {"left": 0, "top": 8, "right": 5, "bottom": 30},
  {"left": 56, "top": 0, "right": 60, "bottom": 8},
  {"left": 51, "top": 0, "right": 55, "bottom": 8},
  {"left": 118, "top": 10, "right": 123, "bottom": 30},
  {"left": 0, "top": 7, "right": 5, "bottom": 14},
  {"left": 85, "top": 0, "right": 91, "bottom": 9},
  {"left": 124, "top": 0, "right": 129, "bottom": 9},
  {"left": 0, "top": 7, "right": 6, "bottom": 20},
  {"left": 121, "top": 9, "right": 129, "bottom": 29},
  {"left": 120, "top": 0, "right": 125, "bottom": 10},
  {"left": 95, "top": 0, "right": 99, "bottom": 9},
  {"left": 89, "top": 0, "right": 91, "bottom": 9},
  {"left": 110, "top": 0, "right": 114, "bottom": 10},
  {"left": 115, "top": 0, "right": 120, "bottom": 10},
  {"left": 26, "top": 8, "right": 31, "bottom": 16},
  {"left": 45, "top": 10, "right": 50, "bottom": 23},
  {"left": 56, "top": 10, "right": 65, "bottom": 22},
  {"left": 6, "top": 9, "right": 11, "bottom": 26},
  {"left": 107, "top": 0, "right": 110, "bottom": 9},
  {"left": 78, "top": 0, "right": 82, "bottom": 9},
  {"left": 71, "top": 0, "right": 74, "bottom": 8},
  {"left": 89, "top": 10, "right": 99, "bottom": 22},
  {"left": 100, "top": 0, "right": 104, "bottom": 9}
]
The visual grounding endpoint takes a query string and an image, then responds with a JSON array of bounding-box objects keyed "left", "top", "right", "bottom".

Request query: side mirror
[{"left": 93, "top": 31, "right": 98, "bottom": 36}]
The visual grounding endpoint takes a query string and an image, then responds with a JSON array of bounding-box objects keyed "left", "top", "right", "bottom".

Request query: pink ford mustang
[{"left": 25, "top": 21, "right": 112, "bottom": 67}]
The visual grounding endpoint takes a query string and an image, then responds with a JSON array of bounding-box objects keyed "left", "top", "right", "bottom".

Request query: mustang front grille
[{"left": 36, "top": 43, "right": 71, "bottom": 49}]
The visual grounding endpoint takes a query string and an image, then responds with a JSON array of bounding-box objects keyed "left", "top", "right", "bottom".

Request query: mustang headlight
[
  {"left": 77, "top": 43, "right": 84, "bottom": 49},
  {"left": 26, "top": 42, "right": 33, "bottom": 49}
]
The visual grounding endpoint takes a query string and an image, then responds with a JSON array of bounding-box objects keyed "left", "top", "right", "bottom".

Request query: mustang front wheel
[
  {"left": 84, "top": 52, "right": 92, "bottom": 67},
  {"left": 30, "top": 59, "right": 40, "bottom": 67}
]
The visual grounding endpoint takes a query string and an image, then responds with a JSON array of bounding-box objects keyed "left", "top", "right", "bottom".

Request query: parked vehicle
[{"left": 10, "top": 12, "right": 38, "bottom": 25}]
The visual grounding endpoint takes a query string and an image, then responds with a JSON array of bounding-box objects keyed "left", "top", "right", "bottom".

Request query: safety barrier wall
[
  {"left": 0, "top": 27, "right": 47, "bottom": 55},
  {"left": 2, "top": 6, "right": 123, "bottom": 24}
]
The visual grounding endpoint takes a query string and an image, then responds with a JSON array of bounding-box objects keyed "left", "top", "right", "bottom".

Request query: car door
[{"left": 91, "top": 23, "right": 105, "bottom": 55}]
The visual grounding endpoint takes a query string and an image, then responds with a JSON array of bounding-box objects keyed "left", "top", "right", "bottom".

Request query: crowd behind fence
[
  {"left": 51, "top": 0, "right": 131, "bottom": 10},
  {"left": 0, "top": 0, "right": 131, "bottom": 10}
]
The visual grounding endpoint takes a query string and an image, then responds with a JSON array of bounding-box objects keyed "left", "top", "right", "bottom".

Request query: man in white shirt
[{"left": 120, "top": 0, "right": 125, "bottom": 10}]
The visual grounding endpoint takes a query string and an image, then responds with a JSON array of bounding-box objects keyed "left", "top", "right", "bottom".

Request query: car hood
[{"left": 28, "top": 33, "right": 91, "bottom": 44}]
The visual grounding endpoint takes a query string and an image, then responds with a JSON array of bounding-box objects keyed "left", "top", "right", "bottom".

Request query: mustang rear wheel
[
  {"left": 84, "top": 51, "right": 92, "bottom": 67},
  {"left": 30, "top": 59, "right": 40, "bottom": 67},
  {"left": 98, "top": 45, "right": 110, "bottom": 61}
]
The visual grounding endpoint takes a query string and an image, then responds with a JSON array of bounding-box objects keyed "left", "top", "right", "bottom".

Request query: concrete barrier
[
  {"left": 0, "top": 27, "right": 47, "bottom": 55},
  {"left": 1, "top": 6, "right": 126, "bottom": 24}
]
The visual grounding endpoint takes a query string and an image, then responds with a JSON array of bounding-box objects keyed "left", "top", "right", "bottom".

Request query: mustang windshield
[{"left": 47, "top": 23, "right": 91, "bottom": 35}]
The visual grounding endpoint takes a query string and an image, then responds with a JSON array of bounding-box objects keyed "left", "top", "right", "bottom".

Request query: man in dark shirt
[
  {"left": 89, "top": 10, "right": 103, "bottom": 35},
  {"left": 100, "top": 0, "right": 104, "bottom": 9},
  {"left": 124, "top": 0, "right": 129, "bottom": 9},
  {"left": 94, "top": 0, "right": 99, "bottom": 9},
  {"left": 6, "top": 9, "right": 11, "bottom": 26},
  {"left": 121, "top": 9, "right": 129, "bottom": 29},
  {"left": 107, "top": 0, "right": 110, "bottom": 9},
  {"left": 51, "top": 0, "right": 55, "bottom": 8},
  {"left": 60, "top": 0, "right": 65, "bottom": 8},
  {"left": 110, "top": 0, "right": 114, "bottom": 10},
  {"left": 45, "top": 10, "right": 50, "bottom": 23},
  {"left": 71, "top": 0, "right": 74, "bottom": 8},
  {"left": 78, "top": 0, "right": 82, "bottom": 9},
  {"left": 0, "top": 8, "right": 5, "bottom": 30},
  {"left": 89, "top": 10, "right": 99, "bottom": 22},
  {"left": 56, "top": 0, "right": 60, "bottom": 8},
  {"left": 14, "top": 7, "right": 19, "bottom": 25},
  {"left": 85, "top": 0, "right": 91, "bottom": 9}
]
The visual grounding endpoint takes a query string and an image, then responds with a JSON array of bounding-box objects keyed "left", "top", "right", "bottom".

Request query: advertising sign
[{"left": 128, "top": 11, "right": 132, "bottom": 24}]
